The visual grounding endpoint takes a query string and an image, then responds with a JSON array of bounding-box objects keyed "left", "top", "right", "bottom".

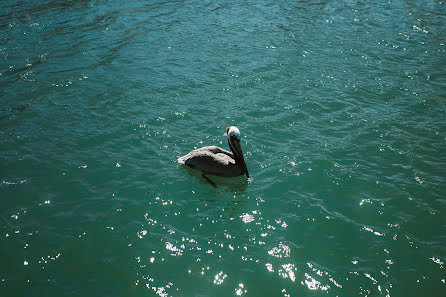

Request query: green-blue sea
[{"left": 1, "top": 0, "right": 445, "bottom": 296}]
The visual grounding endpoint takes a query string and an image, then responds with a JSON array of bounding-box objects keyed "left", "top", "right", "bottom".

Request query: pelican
[{"left": 178, "top": 126, "right": 250, "bottom": 183}]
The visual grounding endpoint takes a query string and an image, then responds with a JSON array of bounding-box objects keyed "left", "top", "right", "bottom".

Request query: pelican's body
[
  {"left": 178, "top": 126, "right": 249, "bottom": 178},
  {"left": 178, "top": 145, "right": 244, "bottom": 177}
]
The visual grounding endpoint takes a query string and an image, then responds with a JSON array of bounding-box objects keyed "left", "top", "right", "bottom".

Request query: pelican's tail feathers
[{"left": 177, "top": 156, "right": 187, "bottom": 164}]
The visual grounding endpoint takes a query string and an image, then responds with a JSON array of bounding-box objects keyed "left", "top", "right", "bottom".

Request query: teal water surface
[{"left": 1, "top": 0, "right": 446, "bottom": 296}]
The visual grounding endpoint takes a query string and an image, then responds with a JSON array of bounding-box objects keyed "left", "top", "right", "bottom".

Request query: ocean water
[{"left": 1, "top": 0, "right": 445, "bottom": 296}]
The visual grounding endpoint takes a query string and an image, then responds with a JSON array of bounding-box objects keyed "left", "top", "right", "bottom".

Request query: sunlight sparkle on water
[
  {"left": 213, "top": 271, "right": 227, "bottom": 285},
  {"left": 165, "top": 242, "right": 183, "bottom": 256},
  {"left": 266, "top": 263, "right": 274, "bottom": 272},
  {"left": 279, "top": 264, "right": 296, "bottom": 282},
  {"left": 235, "top": 283, "right": 247, "bottom": 296},
  {"left": 268, "top": 243, "right": 291, "bottom": 258},
  {"left": 240, "top": 213, "right": 255, "bottom": 223}
]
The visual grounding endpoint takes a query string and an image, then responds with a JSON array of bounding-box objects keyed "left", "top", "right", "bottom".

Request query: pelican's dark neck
[
  {"left": 228, "top": 139, "right": 242, "bottom": 164},
  {"left": 228, "top": 139, "right": 236, "bottom": 159},
  {"left": 228, "top": 137, "right": 249, "bottom": 178}
]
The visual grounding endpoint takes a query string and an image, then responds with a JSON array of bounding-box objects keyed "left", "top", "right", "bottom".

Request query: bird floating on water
[{"left": 178, "top": 126, "right": 249, "bottom": 185}]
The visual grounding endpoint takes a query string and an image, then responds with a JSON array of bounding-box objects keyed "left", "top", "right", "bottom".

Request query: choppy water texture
[{"left": 1, "top": 0, "right": 446, "bottom": 296}]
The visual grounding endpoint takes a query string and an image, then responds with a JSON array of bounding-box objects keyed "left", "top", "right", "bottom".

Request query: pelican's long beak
[{"left": 229, "top": 136, "right": 250, "bottom": 178}]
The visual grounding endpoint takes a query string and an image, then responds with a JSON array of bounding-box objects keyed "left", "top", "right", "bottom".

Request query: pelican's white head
[{"left": 225, "top": 125, "right": 241, "bottom": 140}]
